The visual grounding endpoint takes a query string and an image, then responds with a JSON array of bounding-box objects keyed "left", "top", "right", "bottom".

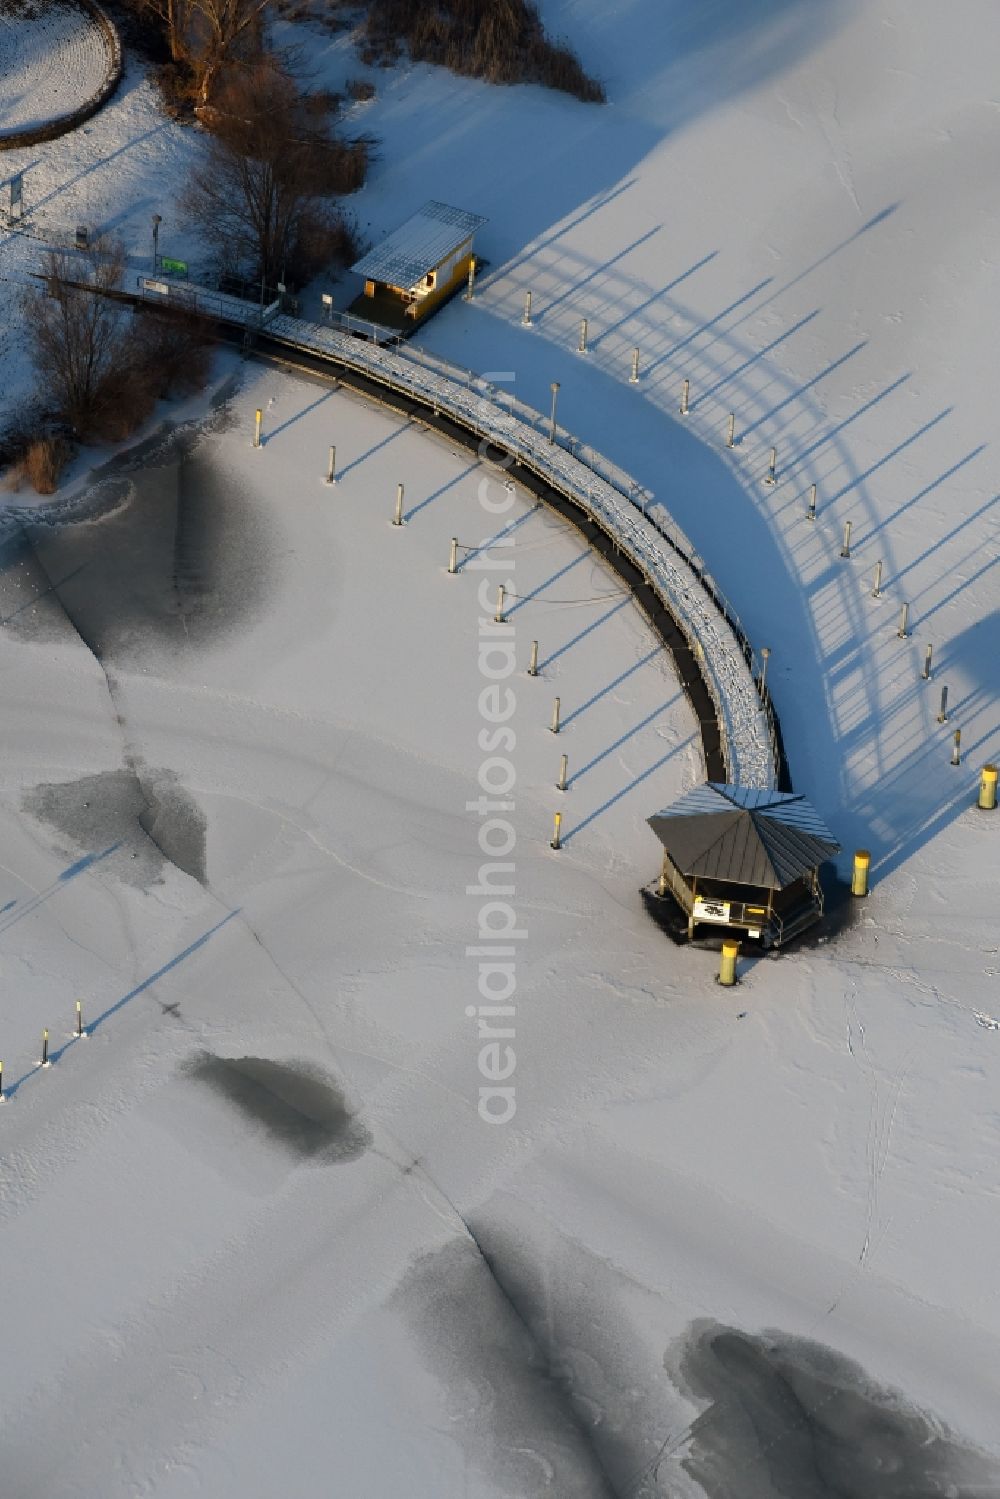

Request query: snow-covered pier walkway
[{"left": 137, "top": 276, "right": 780, "bottom": 788}]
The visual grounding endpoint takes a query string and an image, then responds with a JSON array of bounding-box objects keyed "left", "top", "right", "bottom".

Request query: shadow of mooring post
[
  {"left": 336, "top": 423, "right": 410, "bottom": 481},
  {"left": 785, "top": 372, "right": 911, "bottom": 474},
  {"left": 3, "top": 908, "right": 242, "bottom": 1098},
  {"left": 85, "top": 908, "right": 240, "bottom": 1032},
  {"left": 825, "top": 409, "right": 954, "bottom": 507},
  {"left": 746, "top": 203, "right": 900, "bottom": 320},
  {"left": 404, "top": 463, "right": 478, "bottom": 521},
  {"left": 590, "top": 248, "right": 719, "bottom": 347},
  {"left": 543, "top": 225, "right": 667, "bottom": 321},
  {"left": 505, "top": 552, "right": 589, "bottom": 616},
  {"left": 570, "top": 696, "right": 682, "bottom": 782},
  {"left": 875, "top": 479, "right": 995, "bottom": 580},
  {"left": 560, "top": 648, "right": 659, "bottom": 729},
  {"left": 458, "top": 503, "right": 542, "bottom": 570},
  {"left": 562, "top": 735, "right": 695, "bottom": 845},
  {"left": 696, "top": 308, "right": 822, "bottom": 408},
  {"left": 266, "top": 388, "right": 333, "bottom": 443},
  {"left": 646, "top": 278, "right": 774, "bottom": 377},
  {"left": 919, "top": 550, "right": 999, "bottom": 624},
  {"left": 495, "top": 178, "right": 637, "bottom": 287},
  {"left": 0, "top": 843, "right": 121, "bottom": 938},
  {"left": 538, "top": 598, "right": 630, "bottom": 671},
  {"left": 737, "top": 340, "right": 868, "bottom": 442}
]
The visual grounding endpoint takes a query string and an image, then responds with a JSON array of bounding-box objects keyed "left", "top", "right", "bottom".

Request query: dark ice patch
[
  {"left": 11, "top": 421, "right": 272, "bottom": 663},
  {"left": 23, "top": 765, "right": 206, "bottom": 887},
  {"left": 392, "top": 1238, "right": 617, "bottom": 1497},
  {"left": 182, "top": 1054, "right": 370, "bottom": 1162},
  {"left": 461, "top": 1215, "right": 679, "bottom": 1496},
  {"left": 673, "top": 1322, "right": 1000, "bottom": 1497},
  {"left": 136, "top": 771, "right": 207, "bottom": 884}
]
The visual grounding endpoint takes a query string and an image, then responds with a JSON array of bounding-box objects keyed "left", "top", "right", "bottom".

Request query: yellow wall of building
[
  {"left": 360, "top": 241, "right": 477, "bottom": 325},
  {"left": 409, "top": 249, "right": 474, "bottom": 321}
]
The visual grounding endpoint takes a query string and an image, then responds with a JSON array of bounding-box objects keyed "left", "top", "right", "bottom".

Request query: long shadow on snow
[
  {"left": 372, "top": 0, "right": 852, "bottom": 279},
  {"left": 424, "top": 299, "right": 991, "bottom": 884}
]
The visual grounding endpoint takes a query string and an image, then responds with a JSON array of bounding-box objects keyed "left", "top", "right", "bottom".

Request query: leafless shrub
[
  {"left": 90, "top": 365, "right": 160, "bottom": 444},
  {"left": 530, "top": 37, "right": 603, "bottom": 102},
  {"left": 88, "top": 305, "right": 214, "bottom": 440},
  {"left": 318, "top": 8, "right": 349, "bottom": 32},
  {"left": 288, "top": 206, "right": 364, "bottom": 284},
  {"left": 363, "top": 0, "right": 603, "bottom": 101},
  {"left": 23, "top": 435, "right": 73, "bottom": 494},
  {"left": 128, "top": 0, "right": 272, "bottom": 109},
  {"left": 22, "top": 242, "right": 131, "bottom": 433},
  {"left": 154, "top": 59, "right": 199, "bottom": 116},
  {"left": 314, "top": 86, "right": 346, "bottom": 114},
  {"left": 181, "top": 61, "right": 370, "bottom": 286},
  {"left": 346, "top": 76, "right": 375, "bottom": 101},
  {"left": 133, "top": 305, "right": 215, "bottom": 397},
  {"left": 19, "top": 245, "right": 213, "bottom": 474}
]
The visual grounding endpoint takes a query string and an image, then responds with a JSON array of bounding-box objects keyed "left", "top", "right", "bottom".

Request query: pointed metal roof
[
  {"left": 648, "top": 784, "right": 840, "bottom": 889},
  {"left": 351, "top": 201, "right": 487, "bottom": 290}
]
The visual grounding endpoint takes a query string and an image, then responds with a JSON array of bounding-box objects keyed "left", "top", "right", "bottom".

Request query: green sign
[{"left": 161, "top": 257, "right": 188, "bottom": 276}]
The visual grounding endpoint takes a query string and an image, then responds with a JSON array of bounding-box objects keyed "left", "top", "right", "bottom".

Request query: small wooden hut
[
  {"left": 648, "top": 784, "right": 840, "bottom": 948},
  {"left": 349, "top": 201, "right": 487, "bottom": 333}
]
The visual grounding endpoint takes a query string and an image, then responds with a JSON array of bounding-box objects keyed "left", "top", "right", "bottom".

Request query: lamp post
[
  {"left": 759, "top": 646, "right": 771, "bottom": 697},
  {"left": 548, "top": 381, "right": 560, "bottom": 444},
  {"left": 151, "top": 214, "right": 161, "bottom": 271}
]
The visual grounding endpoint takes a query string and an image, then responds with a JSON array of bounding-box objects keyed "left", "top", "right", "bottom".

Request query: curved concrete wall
[{"left": 0, "top": 0, "right": 122, "bottom": 152}]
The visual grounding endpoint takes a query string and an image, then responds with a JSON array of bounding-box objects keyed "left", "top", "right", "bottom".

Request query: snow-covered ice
[{"left": 1, "top": 0, "right": 1000, "bottom": 1493}]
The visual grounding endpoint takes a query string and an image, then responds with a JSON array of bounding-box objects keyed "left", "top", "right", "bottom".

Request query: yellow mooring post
[
  {"left": 253, "top": 408, "right": 263, "bottom": 449},
  {"left": 979, "top": 764, "right": 998, "bottom": 811},
  {"left": 718, "top": 940, "right": 739, "bottom": 987},
  {"left": 551, "top": 811, "right": 562, "bottom": 850},
  {"left": 851, "top": 849, "right": 870, "bottom": 898}
]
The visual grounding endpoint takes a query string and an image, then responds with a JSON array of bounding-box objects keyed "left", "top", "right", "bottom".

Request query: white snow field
[
  {"left": 1, "top": 0, "right": 1000, "bottom": 1495},
  {"left": 0, "top": 0, "right": 113, "bottom": 136}
]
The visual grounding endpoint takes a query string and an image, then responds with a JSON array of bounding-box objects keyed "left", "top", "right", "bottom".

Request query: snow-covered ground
[
  {"left": 1, "top": 1, "right": 1000, "bottom": 1493},
  {"left": 0, "top": 0, "right": 112, "bottom": 135}
]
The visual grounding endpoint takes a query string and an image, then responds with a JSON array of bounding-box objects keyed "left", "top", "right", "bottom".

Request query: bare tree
[
  {"left": 364, "top": 0, "right": 604, "bottom": 100},
  {"left": 147, "top": 0, "right": 188, "bottom": 61},
  {"left": 187, "top": 0, "right": 271, "bottom": 105},
  {"left": 23, "top": 242, "right": 130, "bottom": 432},
  {"left": 132, "top": 0, "right": 270, "bottom": 106},
  {"left": 181, "top": 62, "right": 367, "bottom": 287},
  {"left": 18, "top": 241, "right": 213, "bottom": 463}
]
